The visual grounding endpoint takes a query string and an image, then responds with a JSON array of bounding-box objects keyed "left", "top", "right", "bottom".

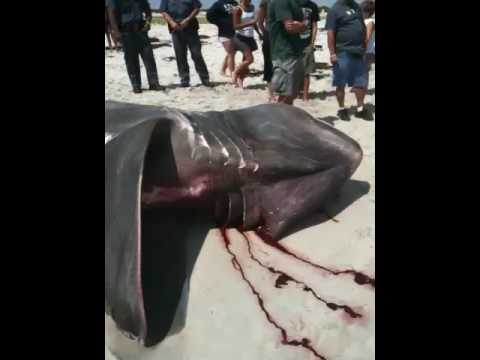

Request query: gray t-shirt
[{"left": 325, "top": 0, "right": 366, "bottom": 56}]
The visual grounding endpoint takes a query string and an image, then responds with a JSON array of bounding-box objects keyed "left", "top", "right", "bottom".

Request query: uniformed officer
[
  {"left": 106, "top": 0, "right": 164, "bottom": 93},
  {"left": 160, "top": 0, "right": 212, "bottom": 87}
]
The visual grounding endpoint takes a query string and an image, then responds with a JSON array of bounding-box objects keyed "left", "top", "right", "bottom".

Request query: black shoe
[
  {"left": 180, "top": 82, "right": 190, "bottom": 88},
  {"left": 355, "top": 108, "right": 370, "bottom": 119},
  {"left": 201, "top": 79, "right": 213, "bottom": 87},
  {"left": 149, "top": 83, "right": 165, "bottom": 91},
  {"left": 337, "top": 108, "right": 350, "bottom": 121},
  {"left": 133, "top": 87, "right": 142, "bottom": 94}
]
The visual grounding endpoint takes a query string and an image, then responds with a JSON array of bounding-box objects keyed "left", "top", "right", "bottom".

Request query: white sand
[{"left": 105, "top": 23, "right": 375, "bottom": 360}]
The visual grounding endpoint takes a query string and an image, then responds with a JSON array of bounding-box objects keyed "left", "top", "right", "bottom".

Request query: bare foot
[
  {"left": 237, "top": 77, "right": 244, "bottom": 89},
  {"left": 232, "top": 69, "right": 245, "bottom": 88},
  {"left": 231, "top": 70, "right": 238, "bottom": 85}
]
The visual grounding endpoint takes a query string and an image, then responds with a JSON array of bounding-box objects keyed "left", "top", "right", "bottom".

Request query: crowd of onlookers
[{"left": 105, "top": 0, "right": 375, "bottom": 119}]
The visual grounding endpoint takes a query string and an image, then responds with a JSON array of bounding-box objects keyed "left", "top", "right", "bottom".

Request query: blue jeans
[{"left": 332, "top": 52, "right": 367, "bottom": 88}]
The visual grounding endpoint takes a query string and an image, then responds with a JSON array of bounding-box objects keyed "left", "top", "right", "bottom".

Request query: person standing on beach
[
  {"left": 106, "top": 0, "right": 164, "bottom": 94},
  {"left": 232, "top": 0, "right": 259, "bottom": 89},
  {"left": 206, "top": 0, "right": 239, "bottom": 79},
  {"left": 361, "top": 0, "right": 375, "bottom": 89},
  {"left": 268, "top": 0, "right": 309, "bottom": 105},
  {"left": 298, "top": 0, "right": 319, "bottom": 102},
  {"left": 257, "top": 0, "right": 275, "bottom": 102},
  {"left": 105, "top": 6, "right": 117, "bottom": 50},
  {"left": 326, "top": 0, "right": 368, "bottom": 120},
  {"left": 160, "top": 0, "right": 212, "bottom": 87}
]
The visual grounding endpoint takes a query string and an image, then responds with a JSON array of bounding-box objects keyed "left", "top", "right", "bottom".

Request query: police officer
[
  {"left": 106, "top": 0, "right": 164, "bottom": 94},
  {"left": 160, "top": 0, "right": 212, "bottom": 87}
]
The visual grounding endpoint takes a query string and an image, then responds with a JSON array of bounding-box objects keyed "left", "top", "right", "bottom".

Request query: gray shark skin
[{"left": 105, "top": 101, "right": 362, "bottom": 347}]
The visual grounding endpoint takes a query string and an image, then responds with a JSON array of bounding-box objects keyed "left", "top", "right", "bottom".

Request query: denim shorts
[{"left": 332, "top": 52, "right": 367, "bottom": 88}]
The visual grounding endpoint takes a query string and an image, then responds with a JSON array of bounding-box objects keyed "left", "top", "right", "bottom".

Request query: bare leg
[
  {"left": 224, "top": 40, "right": 235, "bottom": 77},
  {"left": 267, "top": 82, "right": 276, "bottom": 103},
  {"left": 233, "top": 49, "right": 253, "bottom": 88},
  {"left": 365, "top": 58, "right": 372, "bottom": 90},
  {"left": 236, "top": 71, "right": 244, "bottom": 89},
  {"left": 230, "top": 52, "right": 237, "bottom": 84},
  {"left": 228, "top": 44, "right": 236, "bottom": 76},
  {"left": 228, "top": 52, "right": 235, "bottom": 77},
  {"left": 106, "top": 32, "right": 113, "bottom": 50},
  {"left": 352, "top": 87, "right": 366, "bottom": 109},
  {"left": 303, "top": 75, "right": 310, "bottom": 101},
  {"left": 237, "top": 64, "right": 249, "bottom": 89},
  {"left": 109, "top": 31, "right": 119, "bottom": 49},
  {"left": 277, "top": 96, "right": 295, "bottom": 106},
  {"left": 221, "top": 55, "right": 228, "bottom": 76},
  {"left": 335, "top": 86, "right": 346, "bottom": 108}
]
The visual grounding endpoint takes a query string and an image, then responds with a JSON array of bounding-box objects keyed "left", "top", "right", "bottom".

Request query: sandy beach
[{"left": 105, "top": 22, "right": 375, "bottom": 360}]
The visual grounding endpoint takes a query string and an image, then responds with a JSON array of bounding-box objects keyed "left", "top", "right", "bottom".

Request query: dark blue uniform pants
[
  {"left": 171, "top": 28, "right": 209, "bottom": 85},
  {"left": 121, "top": 31, "right": 159, "bottom": 89}
]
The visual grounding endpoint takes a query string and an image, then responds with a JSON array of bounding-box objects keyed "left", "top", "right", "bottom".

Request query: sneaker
[
  {"left": 149, "top": 83, "right": 165, "bottom": 91},
  {"left": 355, "top": 108, "right": 370, "bottom": 119},
  {"left": 133, "top": 87, "right": 142, "bottom": 94},
  {"left": 337, "top": 108, "right": 350, "bottom": 121}
]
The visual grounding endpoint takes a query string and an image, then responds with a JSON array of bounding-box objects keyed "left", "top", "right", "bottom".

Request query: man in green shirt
[{"left": 268, "top": 0, "right": 309, "bottom": 105}]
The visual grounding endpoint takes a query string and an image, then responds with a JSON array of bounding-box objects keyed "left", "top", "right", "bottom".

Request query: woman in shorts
[
  {"left": 207, "top": 0, "right": 239, "bottom": 79},
  {"left": 232, "top": 0, "right": 259, "bottom": 88}
]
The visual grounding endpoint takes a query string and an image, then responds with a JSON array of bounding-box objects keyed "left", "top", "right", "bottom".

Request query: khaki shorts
[
  {"left": 271, "top": 57, "right": 305, "bottom": 97},
  {"left": 303, "top": 46, "right": 315, "bottom": 75}
]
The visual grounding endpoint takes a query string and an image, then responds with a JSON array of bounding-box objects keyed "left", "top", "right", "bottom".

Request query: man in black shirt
[
  {"left": 326, "top": 0, "right": 367, "bottom": 119},
  {"left": 160, "top": 0, "right": 212, "bottom": 87},
  {"left": 106, "top": 0, "right": 164, "bottom": 94}
]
